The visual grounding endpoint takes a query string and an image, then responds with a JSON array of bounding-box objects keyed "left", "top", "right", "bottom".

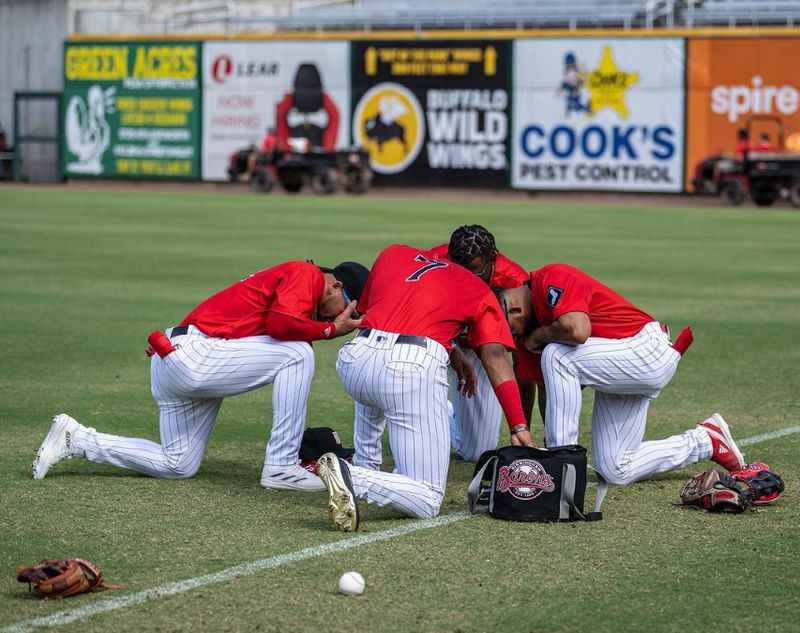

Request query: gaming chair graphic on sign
[{"left": 275, "top": 63, "right": 340, "bottom": 151}]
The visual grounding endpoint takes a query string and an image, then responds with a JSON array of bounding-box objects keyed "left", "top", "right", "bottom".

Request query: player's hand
[
  {"left": 510, "top": 429, "right": 537, "bottom": 448},
  {"left": 523, "top": 327, "right": 547, "bottom": 352},
  {"left": 449, "top": 347, "right": 477, "bottom": 397},
  {"left": 332, "top": 300, "right": 363, "bottom": 338}
]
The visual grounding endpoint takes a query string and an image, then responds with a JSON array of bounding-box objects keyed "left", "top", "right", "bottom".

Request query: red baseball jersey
[
  {"left": 358, "top": 244, "right": 515, "bottom": 351},
  {"left": 179, "top": 261, "right": 325, "bottom": 339},
  {"left": 515, "top": 263, "right": 655, "bottom": 381},
  {"left": 426, "top": 243, "right": 528, "bottom": 289}
]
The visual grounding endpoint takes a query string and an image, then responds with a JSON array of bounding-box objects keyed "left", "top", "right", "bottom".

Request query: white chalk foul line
[
  {"left": 5, "top": 424, "right": 799, "bottom": 633},
  {"left": 738, "top": 426, "right": 800, "bottom": 447}
]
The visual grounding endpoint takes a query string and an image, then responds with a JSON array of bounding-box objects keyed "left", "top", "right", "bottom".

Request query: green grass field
[{"left": 1, "top": 187, "right": 798, "bottom": 633}]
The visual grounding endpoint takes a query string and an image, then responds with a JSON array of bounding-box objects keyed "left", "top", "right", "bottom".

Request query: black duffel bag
[{"left": 467, "top": 445, "right": 607, "bottom": 522}]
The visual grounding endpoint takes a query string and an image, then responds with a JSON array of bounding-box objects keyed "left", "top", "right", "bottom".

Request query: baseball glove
[
  {"left": 679, "top": 469, "right": 753, "bottom": 513},
  {"left": 731, "top": 462, "right": 785, "bottom": 505},
  {"left": 16, "top": 559, "right": 116, "bottom": 599}
]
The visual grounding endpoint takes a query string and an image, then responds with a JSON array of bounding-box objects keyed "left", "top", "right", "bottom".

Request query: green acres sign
[{"left": 62, "top": 42, "right": 201, "bottom": 179}]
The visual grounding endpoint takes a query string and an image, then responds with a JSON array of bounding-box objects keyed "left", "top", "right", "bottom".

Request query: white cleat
[
  {"left": 260, "top": 464, "right": 326, "bottom": 492},
  {"left": 317, "top": 453, "right": 360, "bottom": 532},
  {"left": 32, "top": 414, "right": 82, "bottom": 480}
]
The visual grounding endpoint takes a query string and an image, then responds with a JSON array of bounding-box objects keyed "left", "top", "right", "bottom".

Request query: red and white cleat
[{"left": 699, "top": 413, "right": 745, "bottom": 472}]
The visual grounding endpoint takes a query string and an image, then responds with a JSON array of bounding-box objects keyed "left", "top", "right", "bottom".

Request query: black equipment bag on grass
[{"left": 467, "top": 445, "right": 606, "bottom": 522}]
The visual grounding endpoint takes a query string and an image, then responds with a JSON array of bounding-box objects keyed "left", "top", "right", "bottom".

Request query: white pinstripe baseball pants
[
  {"left": 74, "top": 326, "right": 315, "bottom": 478},
  {"left": 542, "top": 321, "right": 712, "bottom": 485},
  {"left": 449, "top": 348, "right": 502, "bottom": 462},
  {"left": 338, "top": 329, "right": 451, "bottom": 519}
]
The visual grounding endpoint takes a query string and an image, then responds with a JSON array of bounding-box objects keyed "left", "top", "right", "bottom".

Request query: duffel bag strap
[
  {"left": 586, "top": 467, "right": 609, "bottom": 521},
  {"left": 560, "top": 463, "right": 587, "bottom": 521},
  {"left": 560, "top": 464, "right": 608, "bottom": 521},
  {"left": 467, "top": 456, "right": 497, "bottom": 514}
]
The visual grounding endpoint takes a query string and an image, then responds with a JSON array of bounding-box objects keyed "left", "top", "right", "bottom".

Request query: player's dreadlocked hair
[{"left": 447, "top": 225, "right": 498, "bottom": 268}]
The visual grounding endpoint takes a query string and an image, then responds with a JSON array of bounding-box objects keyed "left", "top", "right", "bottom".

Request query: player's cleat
[
  {"left": 317, "top": 452, "right": 360, "bottom": 532},
  {"left": 260, "top": 464, "right": 326, "bottom": 491},
  {"left": 31, "top": 414, "right": 83, "bottom": 480},
  {"left": 699, "top": 413, "right": 745, "bottom": 472}
]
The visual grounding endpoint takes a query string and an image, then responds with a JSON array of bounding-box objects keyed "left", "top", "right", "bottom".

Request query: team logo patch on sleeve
[{"left": 546, "top": 286, "right": 564, "bottom": 308}]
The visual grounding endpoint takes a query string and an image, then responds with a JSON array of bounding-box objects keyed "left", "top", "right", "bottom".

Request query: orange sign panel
[{"left": 686, "top": 37, "right": 800, "bottom": 190}]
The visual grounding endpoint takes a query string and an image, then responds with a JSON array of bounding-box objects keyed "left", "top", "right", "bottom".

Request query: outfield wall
[{"left": 61, "top": 29, "right": 800, "bottom": 192}]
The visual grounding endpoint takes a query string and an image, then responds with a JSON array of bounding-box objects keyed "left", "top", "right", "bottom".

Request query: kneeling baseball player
[
  {"left": 494, "top": 262, "right": 746, "bottom": 487},
  {"left": 32, "top": 260, "right": 368, "bottom": 491},
  {"left": 315, "top": 244, "right": 536, "bottom": 531},
  {"left": 425, "top": 225, "right": 535, "bottom": 462}
]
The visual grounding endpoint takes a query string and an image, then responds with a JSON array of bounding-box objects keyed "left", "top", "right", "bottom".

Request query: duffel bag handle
[{"left": 467, "top": 456, "right": 497, "bottom": 514}]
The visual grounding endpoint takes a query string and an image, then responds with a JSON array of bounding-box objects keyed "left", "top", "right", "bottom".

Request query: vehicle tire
[
  {"left": 789, "top": 183, "right": 800, "bottom": 209},
  {"left": 720, "top": 181, "right": 745, "bottom": 206},
  {"left": 250, "top": 170, "right": 274, "bottom": 193},
  {"left": 752, "top": 188, "right": 778, "bottom": 207},
  {"left": 311, "top": 169, "right": 337, "bottom": 195},
  {"left": 280, "top": 169, "right": 304, "bottom": 193},
  {"left": 344, "top": 167, "right": 371, "bottom": 194}
]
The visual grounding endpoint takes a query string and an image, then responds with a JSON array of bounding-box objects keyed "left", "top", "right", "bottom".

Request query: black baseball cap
[
  {"left": 299, "top": 427, "right": 355, "bottom": 462},
  {"left": 332, "top": 261, "right": 369, "bottom": 303}
]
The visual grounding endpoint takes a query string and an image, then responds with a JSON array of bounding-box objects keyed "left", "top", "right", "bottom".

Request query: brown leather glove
[{"left": 16, "top": 559, "right": 118, "bottom": 598}]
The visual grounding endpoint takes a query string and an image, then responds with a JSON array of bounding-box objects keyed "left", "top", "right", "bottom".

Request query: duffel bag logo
[{"left": 497, "top": 459, "right": 556, "bottom": 500}]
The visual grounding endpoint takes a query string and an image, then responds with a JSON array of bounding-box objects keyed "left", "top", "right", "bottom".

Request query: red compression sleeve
[
  {"left": 264, "top": 312, "right": 335, "bottom": 342},
  {"left": 493, "top": 379, "right": 528, "bottom": 430}
]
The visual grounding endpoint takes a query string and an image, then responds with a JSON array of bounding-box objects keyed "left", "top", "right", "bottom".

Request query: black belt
[
  {"left": 358, "top": 329, "right": 427, "bottom": 348},
  {"left": 170, "top": 325, "right": 189, "bottom": 338}
]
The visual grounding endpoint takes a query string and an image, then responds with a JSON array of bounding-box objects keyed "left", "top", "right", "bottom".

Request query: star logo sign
[{"left": 586, "top": 46, "right": 639, "bottom": 120}]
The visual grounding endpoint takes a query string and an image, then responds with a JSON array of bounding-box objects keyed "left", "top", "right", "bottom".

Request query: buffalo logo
[
  {"left": 546, "top": 286, "right": 564, "bottom": 308},
  {"left": 497, "top": 459, "right": 556, "bottom": 501},
  {"left": 353, "top": 83, "right": 424, "bottom": 175}
]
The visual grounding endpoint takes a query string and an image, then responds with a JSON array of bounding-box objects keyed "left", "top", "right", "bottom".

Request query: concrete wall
[{"left": 0, "top": 0, "right": 67, "bottom": 141}]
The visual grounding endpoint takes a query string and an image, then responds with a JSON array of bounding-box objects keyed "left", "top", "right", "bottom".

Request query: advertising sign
[
  {"left": 513, "top": 38, "right": 685, "bottom": 192},
  {"left": 62, "top": 41, "right": 201, "bottom": 179},
  {"left": 686, "top": 37, "right": 800, "bottom": 189},
  {"left": 202, "top": 41, "right": 349, "bottom": 180},
  {"left": 351, "top": 40, "right": 512, "bottom": 187}
]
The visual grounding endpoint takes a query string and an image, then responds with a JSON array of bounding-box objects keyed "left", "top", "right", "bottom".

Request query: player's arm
[
  {"left": 477, "top": 343, "right": 536, "bottom": 448},
  {"left": 525, "top": 311, "right": 591, "bottom": 351},
  {"left": 264, "top": 302, "right": 361, "bottom": 342},
  {"left": 449, "top": 344, "right": 477, "bottom": 397}
]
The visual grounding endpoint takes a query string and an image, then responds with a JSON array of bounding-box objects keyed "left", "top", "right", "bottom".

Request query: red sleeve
[
  {"left": 466, "top": 292, "right": 515, "bottom": 351},
  {"left": 515, "top": 348, "right": 543, "bottom": 383},
  {"left": 491, "top": 253, "right": 528, "bottom": 288},
  {"left": 263, "top": 311, "right": 334, "bottom": 342},
  {"left": 276, "top": 94, "right": 292, "bottom": 148},
  {"left": 425, "top": 244, "right": 449, "bottom": 260},
  {"left": 540, "top": 266, "right": 592, "bottom": 319},
  {"left": 269, "top": 265, "right": 322, "bottom": 319},
  {"left": 322, "top": 94, "right": 340, "bottom": 151}
]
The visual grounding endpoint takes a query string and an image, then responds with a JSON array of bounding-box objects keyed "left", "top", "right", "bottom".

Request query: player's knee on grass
[
  {"left": 594, "top": 459, "right": 636, "bottom": 487},
  {"left": 407, "top": 488, "right": 444, "bottom": 519},
  {"left": 161, "top": 451, "right": 204, "bottom": 479}
]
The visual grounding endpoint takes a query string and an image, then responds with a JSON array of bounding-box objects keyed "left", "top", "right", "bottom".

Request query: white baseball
[{"left": 337, "top": 571, "right": 365, "bottom": 596}]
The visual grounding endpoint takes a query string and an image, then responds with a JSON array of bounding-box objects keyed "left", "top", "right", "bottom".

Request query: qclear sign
[{"left": 202, "top": 41, "right": 350, "bottom": 180}]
